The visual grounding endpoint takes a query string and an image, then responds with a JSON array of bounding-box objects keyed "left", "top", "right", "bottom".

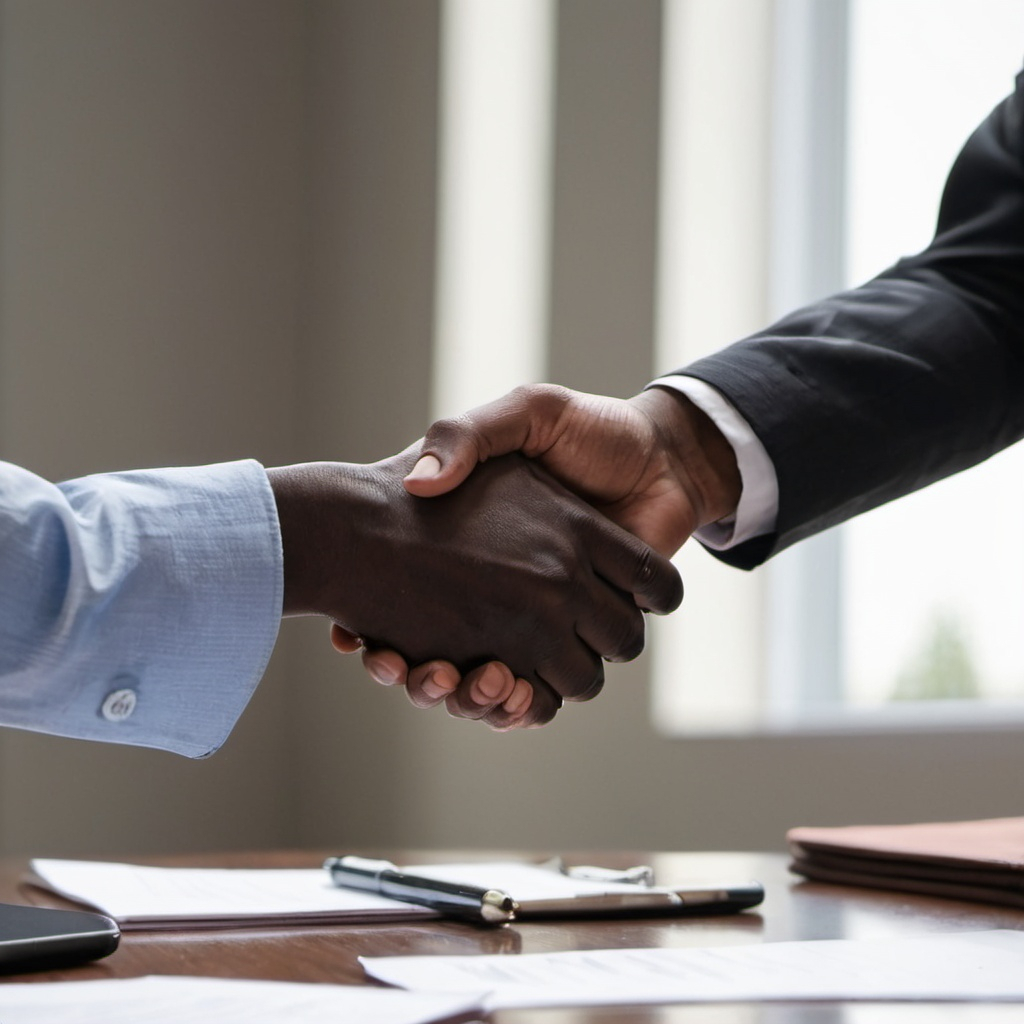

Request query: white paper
[
  {"left": 363, "top": 930, "right": 1024, "bottom": 1010},
  {"left": 0, "top": 976, "right": 485, "bottom": 1024},
  {"left": 29, "top": 858, "right": 679, "bottom": 929},
  {"left": 30, "top": 859, "right": 434, "bottom": 929}
]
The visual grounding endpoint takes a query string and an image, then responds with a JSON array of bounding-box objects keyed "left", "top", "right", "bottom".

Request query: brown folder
[{"left": 787, "top": 817, "right": 1024, "bottom": 908}]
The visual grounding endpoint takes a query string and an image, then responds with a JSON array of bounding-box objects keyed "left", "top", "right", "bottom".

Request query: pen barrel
[
  {"left": 379, "top": 873, "right": 516, "bottom": 924},
  {"left": 381, "top": 874, "right": 485, "bottom": 911}
]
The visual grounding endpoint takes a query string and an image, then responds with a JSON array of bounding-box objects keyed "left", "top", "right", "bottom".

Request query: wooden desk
[{"left": 2, "top": 850, "right": 1023, "bottom": 1022}]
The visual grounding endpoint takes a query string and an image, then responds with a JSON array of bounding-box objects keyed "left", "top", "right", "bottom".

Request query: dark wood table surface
[{"left": 1, "top": 849, "right": 1023, "bottom": 1022}]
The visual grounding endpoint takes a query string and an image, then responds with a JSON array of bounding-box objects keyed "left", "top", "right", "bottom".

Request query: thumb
[
  {"left": 402, "top": 427, "right": 482, "bottom": 497},
  {"left": 403, "top": 388, "right": 544, "bottom": 497}
]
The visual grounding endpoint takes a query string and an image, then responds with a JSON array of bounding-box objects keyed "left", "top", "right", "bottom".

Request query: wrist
[
  {"left": 632, "top": 386, "right": 742, "bottom": 528},
  {"left": 266, "top": 463, "right": 342, "bottom": 617}
]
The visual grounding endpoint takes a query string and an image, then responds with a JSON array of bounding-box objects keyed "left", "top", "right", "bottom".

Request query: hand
[
  {"left": 405, "top": 384, "right": 741, "bottom": 555},
  {"left": 352, "top": 384, "right": 740, "bottom": 714},
  {"left": 267, "top": 447, "right": 683, "bottom": 729}
]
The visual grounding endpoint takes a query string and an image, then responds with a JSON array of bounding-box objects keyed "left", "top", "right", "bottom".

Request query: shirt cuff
[
  {"left": 17, "top": 460, "right": 283, "bottom": 758},
  {"left": 647, "top": 376, "right": 779, "bottom": 550}
]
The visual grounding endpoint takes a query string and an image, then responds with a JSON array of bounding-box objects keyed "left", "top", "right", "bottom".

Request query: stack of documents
[{"left": 788, "top": 816, "right": 1024, "bottom": 907}]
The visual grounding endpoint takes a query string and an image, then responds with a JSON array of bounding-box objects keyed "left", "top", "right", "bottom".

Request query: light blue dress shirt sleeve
[{"left": 0, "top": 459, "right": 283, "bottom": 758}]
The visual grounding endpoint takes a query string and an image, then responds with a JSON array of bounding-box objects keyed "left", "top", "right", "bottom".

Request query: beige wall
[
  {"left": 0, "top": 0, "right": 306, "bottom": 856},
  {"left": 1, "top": 0, "right": 1022, "bottom": 860}
]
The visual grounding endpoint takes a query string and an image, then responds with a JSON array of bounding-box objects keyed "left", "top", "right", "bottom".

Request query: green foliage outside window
[{"left": 890, "top": 610, "right": 981, "bottom": 702}]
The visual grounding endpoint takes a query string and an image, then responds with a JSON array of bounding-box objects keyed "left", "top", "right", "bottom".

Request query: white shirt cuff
[{"left": 647, "top": 376, "right": 779, "bottom": 550}]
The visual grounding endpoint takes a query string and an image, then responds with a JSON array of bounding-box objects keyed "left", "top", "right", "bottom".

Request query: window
[
  {"left": 653, "top": 0, "right": 1024, "bottom": 734},
  {"left": 841, "top": 0, "right": 1024, "bottom": 722},
  {"left": 431, "top": 0, "right": 554, "bottom": 420}
]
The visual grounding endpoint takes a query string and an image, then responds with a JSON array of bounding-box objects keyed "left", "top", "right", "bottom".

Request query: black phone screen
[{"left": 0, "top": 902, "right": 119, "bottom": 973}]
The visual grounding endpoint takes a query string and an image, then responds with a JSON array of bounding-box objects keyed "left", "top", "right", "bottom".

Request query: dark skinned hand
[
  {"left": 341, "top": 385, "right": 740, "bottom": 719},
  {"left": 267, "top": 446, "right": 683, "bottom": 729}
]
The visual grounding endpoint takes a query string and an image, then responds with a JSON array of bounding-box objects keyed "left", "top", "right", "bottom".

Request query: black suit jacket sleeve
[{"left": 675, "top": 69, "right": 1024, "bottom": 571}]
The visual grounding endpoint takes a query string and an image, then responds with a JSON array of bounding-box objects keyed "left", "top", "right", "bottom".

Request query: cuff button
[{"left": 100, "top": 687, "right": 137, "bottom": 722}]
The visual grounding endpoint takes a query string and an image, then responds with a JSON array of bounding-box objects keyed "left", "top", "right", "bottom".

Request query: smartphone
[
  {"left": 0, "top": 902, "right": 120, "bottom": 973},
  {"left": 516, "top": 880, "right": 766, "bottom": 919}
]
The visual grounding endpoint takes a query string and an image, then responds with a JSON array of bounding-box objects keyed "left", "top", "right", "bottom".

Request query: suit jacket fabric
[
  {"left": 0, "top": 459, "right": 281, "bottom": 757},
  {"left": 679, "top": 69, "right": 1024, "bottom": 570}
]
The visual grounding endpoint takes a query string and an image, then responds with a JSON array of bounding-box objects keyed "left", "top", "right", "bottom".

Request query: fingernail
[
  {"left": 472, "top": 667, "right": 506, "bottom": 705},
  {"left": 503, "top": 681, "right": 532, "bottom": 716},
  {"left": 370, "top": 664, "right": 402, "bottom": 685},
  {"left": 405, "top": 454, "right": 442, "bottom": 482},
  {"left": 421, "top": 671, "right": 451, "bottom": 700}
]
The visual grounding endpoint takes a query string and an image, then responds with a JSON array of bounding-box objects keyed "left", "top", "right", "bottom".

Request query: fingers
[
  {"left": 477, "top": 677, "right": 546, "bottom": 731},
  {"left": 443, "top": 662, "right": 516, "bottom": 720},
  {"left": 582, "top": 517, "right": 684, "bottom": 615},
  {"left": 405, "top": 660, "right": 462, "bottom": 708},
  {"left": 489, "top": 673, "right": 562, "bottom": 728},
  {"left": 574, "top": 591, "right": 646, "bottom": 667},
  {"left": 361, "top": 647, "right": 410, "bottom": 686},
  {"left": 443, "top": 663, "right": 562, "bottom": 729},
  {"left": 633, "top": 547, "right": 684, "bottom": 615},
  {"left": 360, "top": 647, "right": 553, "bottom": 730},
  {"left": 495, "top": 678, "right": 535, "bottom": 727},
  {"left": 535, "top": 644, "right": 605, "bottom": 703},
  {"left": 404, "top": 384, "right": 572, "bottom": 498}
]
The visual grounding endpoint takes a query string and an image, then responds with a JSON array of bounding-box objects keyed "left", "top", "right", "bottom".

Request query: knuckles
[
  {"left": 509, "top": 381, "right": 573, "bottom": 415},
  {"left": 422, "top": 413, "right": 485, "bottom": 459},
  {"left": 635, "top": 548, "right": 684, "bottom": 614},
  {"left": 548, "top": 657, "right": 604, "bottom": 703}
]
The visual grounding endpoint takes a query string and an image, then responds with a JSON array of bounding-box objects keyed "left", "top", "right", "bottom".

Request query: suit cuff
[{"left": 647, "top": 376, "right": 779, "bottom": 549}]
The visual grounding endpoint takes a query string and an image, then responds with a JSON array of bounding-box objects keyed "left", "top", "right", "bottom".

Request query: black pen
[{"left": 324, "top": 855, "right": 518, "bottom": 925}]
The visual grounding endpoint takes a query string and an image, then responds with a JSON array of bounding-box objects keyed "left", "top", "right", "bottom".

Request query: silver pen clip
[{"left": 539, "top": 856, "right": 656, "bottom": 887}]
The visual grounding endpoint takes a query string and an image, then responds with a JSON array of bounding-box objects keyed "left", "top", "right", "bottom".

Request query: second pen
[{"left": 324, "top": 855, "right": 518, "bottom": 925}]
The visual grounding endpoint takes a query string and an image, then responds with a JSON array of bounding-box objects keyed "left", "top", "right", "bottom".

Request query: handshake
[{"left": 267, "top": 383, "right": 741, "bottom": 730}]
